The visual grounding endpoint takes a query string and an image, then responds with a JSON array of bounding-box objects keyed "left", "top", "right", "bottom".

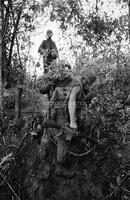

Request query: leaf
[{"left": 116, "top": 176, "right": 121, "bottom": 185}]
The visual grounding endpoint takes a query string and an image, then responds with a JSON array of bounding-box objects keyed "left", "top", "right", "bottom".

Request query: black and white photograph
[{"left": 0, "top": 0, "right": 130, "bottom": 199}]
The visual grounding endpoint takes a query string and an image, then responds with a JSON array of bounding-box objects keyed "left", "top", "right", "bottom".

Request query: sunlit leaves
[
  {"left": 47, "top": 0, "right": 126, "bottom": 45},
  {"left": 76, "top": 11, "right": 118, "bottom": 44}
]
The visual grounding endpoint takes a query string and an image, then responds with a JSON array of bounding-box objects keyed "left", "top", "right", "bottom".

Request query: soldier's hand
[{"left": 63, "top": 126, "right": 78, "bottom": 141}]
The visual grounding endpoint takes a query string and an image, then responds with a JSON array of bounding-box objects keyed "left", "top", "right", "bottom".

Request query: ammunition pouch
[
  {"left": 57, "top": 126, "right": 78, "bottom": 141},
  {"left": 49, "top": 108, "right": 56, "bottom": 120}
]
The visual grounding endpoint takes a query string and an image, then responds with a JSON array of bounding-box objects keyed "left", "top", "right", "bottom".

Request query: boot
[{"left": 55, "top": 164, "right": 75, "bottom": 178}]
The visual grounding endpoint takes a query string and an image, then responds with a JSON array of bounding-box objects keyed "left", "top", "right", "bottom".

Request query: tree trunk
[
  {"left": 14, "top": 84, "right": 22, "bottom": 121},
  {"left": 126, "top": 106, "right": 130, "bottom": 163},
  {"left": 7, "top": 9, "right": 22, "bottom": 68},
  {"left": 129, "top": 0, "right": 130, "bottom": 45},
  {"left": 0, "top": 0, "right": 3, "bottom": 117},
  {"left": 126, "top": 0, "right": 130, "bottom": 165}
]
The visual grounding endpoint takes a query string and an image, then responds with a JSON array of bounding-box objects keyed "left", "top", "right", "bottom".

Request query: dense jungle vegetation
[{"left": 0, "top": 0, "right": 130, "bottom": 200}]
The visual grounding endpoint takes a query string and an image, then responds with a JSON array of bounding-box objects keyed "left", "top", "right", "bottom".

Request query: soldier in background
[{"left": 38, "top": 30, "right": 59, "bottom": 74}]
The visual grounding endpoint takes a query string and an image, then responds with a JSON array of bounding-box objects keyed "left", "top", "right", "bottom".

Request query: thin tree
[
  {"left": 125, "top": 0, "right": 130, "bottom": 164},
  {"left": 128, "top": 0, "right": 130, "bottom": 46},
  {"left": 0, "top": 0, "right": 3, "bottom": 118}
]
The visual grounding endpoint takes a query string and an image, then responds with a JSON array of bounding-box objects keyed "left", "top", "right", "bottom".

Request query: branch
[
  {"left": 7, "top": 8, "right": 22, "bottom": 67},
  {"left": 129, "top": 0, "right": 130, "bottom": 44},
  {"left": 7, "top": 0, "right": 27, "bottom": 67},
  {"left": 0, "top": 153, "right": 12, "bottom": 166},
  {"left": 16, "top": 35, "right": 22, "bottom": 68},
  {"left": 1, "top": 0, "right": 12, "bottom": 43},
  {"left": 0, "top": 172, "right": 21, "bottom": 200}
]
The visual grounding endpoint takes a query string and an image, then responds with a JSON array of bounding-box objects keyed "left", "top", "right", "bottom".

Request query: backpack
[
  {"left": 49, "top": 76, "right": 85, "bottom": 125},
  {"left": 49, "top": 76, "right": 73, "bottom": 124}
]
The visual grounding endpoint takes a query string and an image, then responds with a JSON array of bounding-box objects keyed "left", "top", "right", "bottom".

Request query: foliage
[
  {"left": 0, "top": 0, "right": 130, "bottom": 199},
  {"left": 1, "top": 0, "right": 43, "bottom": 84},
  {"left": 47, "top": 0, "right": 128, "bottom": 46},
  {"left": 1, "top": 0, "right": 128, "bottom": 84},
  {"left": 0, "top": 53, "right": 130, "bottom": 199}
]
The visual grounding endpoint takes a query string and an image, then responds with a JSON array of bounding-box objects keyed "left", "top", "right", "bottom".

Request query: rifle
[{"left": 42, "top": 119, "right": 99, "bottom": 145}]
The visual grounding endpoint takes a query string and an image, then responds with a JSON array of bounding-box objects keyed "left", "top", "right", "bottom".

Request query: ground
[{"left": 0, "top": 87, "right": 129, "bottom": 200}]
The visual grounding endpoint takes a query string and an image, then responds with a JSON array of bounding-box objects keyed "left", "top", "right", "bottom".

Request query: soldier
[
  {"left": 38, "top": 30, "right": 59, "bottom": 74},
  {"left": 49, "top": 72, "right": 96, "bottom": 177}
]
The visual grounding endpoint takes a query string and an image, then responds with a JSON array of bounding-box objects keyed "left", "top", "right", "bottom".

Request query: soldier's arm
[
  {"left": 68, "top": 86, "right": 81, "bottom": 129},
  {"left": 53, "top": 41, "right": 58, "bottom": 52},
  {"left": 52, "top": 41, "right": 59, "bottom": 58},
  {"left": 38, "top": 40, "right": 46, "bottom": 55}
]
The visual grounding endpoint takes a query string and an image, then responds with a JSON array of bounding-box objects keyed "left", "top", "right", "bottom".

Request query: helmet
[
  {"left": 88, "top": 74, "right": 96, "bottom": 85},
  {"left": 46, "top": 30, "right": 53, "bottom": 37},
  {"left": 82, "top": 72, "right": 96, "bottom": 85}
]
